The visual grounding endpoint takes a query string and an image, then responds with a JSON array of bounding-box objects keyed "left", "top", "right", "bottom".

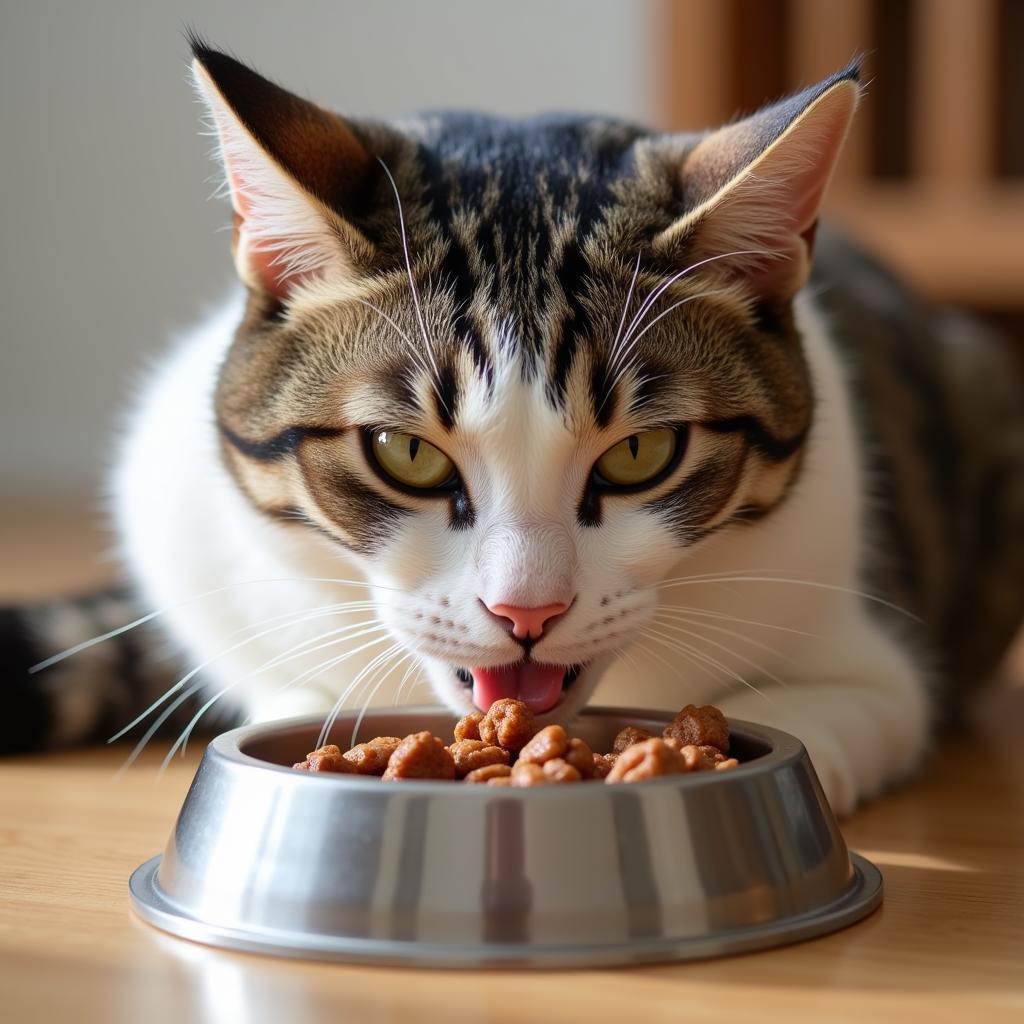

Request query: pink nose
[{"left": 487, "top": 602, "right": 569, "bottom": 640}]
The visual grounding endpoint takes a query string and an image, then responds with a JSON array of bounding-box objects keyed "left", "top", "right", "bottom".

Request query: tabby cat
[{"left": 3, "top": 40, "right": 1022, "bottom": 814}]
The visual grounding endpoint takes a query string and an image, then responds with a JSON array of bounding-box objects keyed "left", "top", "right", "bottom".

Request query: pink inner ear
[
  {"left": 227, "top": 170, "right": 308, "bottom": 301},
  {"left": 737, "top": 102, "right": 853, "bottom": 299}
]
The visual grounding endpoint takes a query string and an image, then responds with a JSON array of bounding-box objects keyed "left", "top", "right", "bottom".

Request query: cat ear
[
  {"left": 654, "top": 63, "right": 861, "bottom": 302},
  {"left": 190, "top": 41, "right": 376, "bottom": 299}
]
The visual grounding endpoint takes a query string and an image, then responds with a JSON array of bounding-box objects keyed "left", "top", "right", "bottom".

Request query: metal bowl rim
[{"left": 207, "top": 706, "right": 806, "bottom": 798}]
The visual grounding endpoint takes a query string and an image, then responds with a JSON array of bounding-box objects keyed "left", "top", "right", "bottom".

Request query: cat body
[{"left": 4, "top": 43, "right": 1021, "bottom": 815}]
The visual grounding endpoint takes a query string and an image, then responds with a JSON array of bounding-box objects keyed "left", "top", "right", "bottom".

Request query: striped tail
[{"left": 1, "top": 586, "right": 199, "bottom": 754}]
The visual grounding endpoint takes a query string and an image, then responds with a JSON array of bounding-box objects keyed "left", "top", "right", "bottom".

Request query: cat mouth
[{"left": 454, "top": 663, "right": 584, "bottom": 714}]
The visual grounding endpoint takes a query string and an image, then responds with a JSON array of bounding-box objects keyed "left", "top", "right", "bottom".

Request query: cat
[{"left": 2, "top": 38, "right": 1022, "bottom": 815}]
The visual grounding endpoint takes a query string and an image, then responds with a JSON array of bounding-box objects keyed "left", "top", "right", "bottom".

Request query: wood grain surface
[{"left": 2, "top": 503, "right": 1022, "bottom": 1023}]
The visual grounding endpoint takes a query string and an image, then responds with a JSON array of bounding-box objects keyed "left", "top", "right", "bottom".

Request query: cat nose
[{"left": 485, "top": 601, "right": 570, "bottom": 640}]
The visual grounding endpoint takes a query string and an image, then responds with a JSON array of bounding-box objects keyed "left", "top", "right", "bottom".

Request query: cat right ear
[{"left": 190, "top": 41, "right": 376, "bottom": 300}]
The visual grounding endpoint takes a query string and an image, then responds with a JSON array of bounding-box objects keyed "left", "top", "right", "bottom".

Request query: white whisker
[
  {"left": 315, "top": 642, "right": 404, "bottom": 749},
  {"left": 638, "top": 625, "right": 774, "bottom": 704},
  {"left": 348, "top": 648, "right": 416, "bottom": 747},
  {"left": 655, "top": 573, "right": 920, "bottom": 620},
  {"left": 647, "top": 616, "right": 790, "bottom": 686},
  {"left": 156, "top": 633, "right": 394, "bottom": 772},
  {"left": 652, "top": 609, "right": 797, "bottom": 665},
  {"left": 31, "top": 575, "right": 394, "bottom": 674},
  {"left": 376, "top": 157, "right": 450, "bottom": 419},
  {"left": 612, "top": 249, "right": 771, "bottom": 375}
]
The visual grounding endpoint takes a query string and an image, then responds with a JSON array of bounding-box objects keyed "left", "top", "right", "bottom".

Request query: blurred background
[{"left": 1, "top": 0, "right": 1022, "bottom": 688}]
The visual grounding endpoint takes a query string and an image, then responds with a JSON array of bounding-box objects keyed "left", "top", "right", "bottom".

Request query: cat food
[
  {"left": 453, "top": 711, "right": 484, "bottom": 742},
  {"left": 663, "top": 704, "right": 730, "bottom": 753},
  {"left": 606, "top": 738, "right": 690, "bottom": 782},
  {"left": 293, "top": 743, "right": 355, "bottom": 773},
  {"left": 381, "top": 731, "right": 456, "bottom": 781},
  {"left": 449, "top": 739, "right": 510, "bottom": 777},
  {"left": 477, "top": 698, "right": 537, "bottom": 752},
  {"left": 343, "top": 736, "right": 403, "bottom": 775},
  {"left": 612, "top": 725, "right": 654, "bottom": 754},
  {"left": 293, "top": 702, "right": 738, "bottom": 785},
  {"left": 464, "top": 763, "right": 513, "bottom": 784}
]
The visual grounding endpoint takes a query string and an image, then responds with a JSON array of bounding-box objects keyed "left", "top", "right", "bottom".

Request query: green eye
[
  {"left": 594, "top": 428, "right": 678, "bottom": 487},
  {"left": 370, "top": 430, "right": 457, "bottom": 489}
]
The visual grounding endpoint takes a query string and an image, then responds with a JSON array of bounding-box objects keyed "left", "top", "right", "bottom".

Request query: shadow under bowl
[{"left": 129, "top": 707, "right": 881, "bottom": 967}]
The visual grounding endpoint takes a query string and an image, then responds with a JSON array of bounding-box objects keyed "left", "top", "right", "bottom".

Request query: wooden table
[{"left": 2, "top": 502, "right": 1023, "bottom": 1022}]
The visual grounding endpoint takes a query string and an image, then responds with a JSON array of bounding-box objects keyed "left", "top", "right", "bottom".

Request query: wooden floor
[{"left": 2, "top": 500, "right": 1023, "bottom": 1023}]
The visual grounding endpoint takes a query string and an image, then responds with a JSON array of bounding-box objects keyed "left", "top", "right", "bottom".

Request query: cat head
[{"left": 190, "top": 38, "right": 859, "bottom": 720}]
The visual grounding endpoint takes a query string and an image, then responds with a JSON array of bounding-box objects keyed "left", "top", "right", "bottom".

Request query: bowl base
[{"left": 129, "top": 853, "right": 882, "bottom": 968}]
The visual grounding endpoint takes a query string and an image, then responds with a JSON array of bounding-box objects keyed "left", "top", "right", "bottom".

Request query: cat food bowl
[{"left": 129, "top": 707, "right": 882, "bottom": 967}]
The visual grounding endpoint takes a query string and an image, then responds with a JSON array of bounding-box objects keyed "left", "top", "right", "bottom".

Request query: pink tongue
[{"left": 471, "top": 663, "right": 566, "bottom": 714}]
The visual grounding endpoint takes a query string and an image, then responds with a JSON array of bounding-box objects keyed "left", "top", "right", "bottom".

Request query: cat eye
[
  {"left": 593, "top": 428, "right": 679, "bottom": 488},
  {"left": 368, "top": 430, "right": 458, "bottom": 490}
]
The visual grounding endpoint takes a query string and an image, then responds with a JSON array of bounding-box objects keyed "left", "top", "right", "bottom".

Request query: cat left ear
[
  {"left": 190, "top": 41, "right": 377, "bottom": 300},
  {"left": 654, "top": 62, "right": 861, "bottom": 302}
]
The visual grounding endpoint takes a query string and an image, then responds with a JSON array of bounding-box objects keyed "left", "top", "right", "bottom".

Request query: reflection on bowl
[{"left": 129, "top": 707, "right": 881, "bottom": 967}]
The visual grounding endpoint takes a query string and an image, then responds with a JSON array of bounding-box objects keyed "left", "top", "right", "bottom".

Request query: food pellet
[{"left": 292, "top": 700, "right": 740, "bottom": 785}]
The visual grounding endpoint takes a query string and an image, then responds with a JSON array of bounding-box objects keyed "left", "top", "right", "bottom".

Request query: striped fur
[{"left": 4, "top": 44, "right": 1021, "bottom": 815}]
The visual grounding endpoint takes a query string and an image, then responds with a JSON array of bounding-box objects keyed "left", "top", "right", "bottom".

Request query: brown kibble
[
  {"left": 542, "top": 758, "right": 582, "bottom": 783},
  {"left": 518, "top": 724, "right": 569, "bottom": 764},
  {"left": 675, "top": 744, "right": 706, "bottom": 772},
  {"left": 449, "top": 739, "right": 510, "bottom": 778},
  {"left": 606, "top": 738, "right": 686, "bottom": 783},
  {"left": 343, "top": 736, "right": 402, "bottom": 775},
  {"left": 454, "top": 711, "right": 484, "bottom": 742},
  {"left": 612, "top": 726, "right": 653, "bottom": 754},
  {"left": 564, "top": 737, "right": 595, "bottom": 779},
  {"left": 464, "top": 763, "right": 513, "bottom": 783},
  {"left": 510, "top": 761, "right": 548, "bottom": 787},
  {"left": 479, "top": 698, "right": 537, "bottom": 752},
  {"left": 293, "top": 703, "right": 738, "bottom": 783},
  {"left": 293, "top": 744, "right": 356, "bottom": 773},
  {"left": 382, "top": 732, "right": 456, "bottom": 780},
  {"left": 663, "top": 704, "right": 730, "bottom": 753}
]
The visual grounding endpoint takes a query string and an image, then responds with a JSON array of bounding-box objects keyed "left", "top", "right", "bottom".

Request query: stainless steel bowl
[{"left": 130, "top": 707, "right": 881, "bottom": 967}]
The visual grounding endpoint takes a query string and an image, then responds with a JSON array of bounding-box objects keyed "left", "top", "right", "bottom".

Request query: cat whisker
[
  {"left": 606, "top": 251, "right": 643, "bottom": 373},
  {"left": 107, "top": 602, "right": 386, "bottom": 744},
  {"left": 31, "top": 575, "right": 396, "bottom": 674},
  {"left": 315, "top": 642, "right": 405, "bottom": 749},
  {"left": 631, "top": 634, "right": 709, "bottom": 681},
  {"left": 654, "top": 572, "right": 921, "bottom": 620},
  {"left": 347, "top": 648, "right": 417, "bottom": 748},
  {"left": 376, "top": 157, "right": 451, "bottom": 421},
  {"left": 650, "top": 611, "right": 795, "bottom": 675},
  {"left": 392, "top": 655, "right": 426, "bottom": 707},
  {"left": 155, "top": 633, "right": 394, "bottom": 773},
  {"left": 638, "top": 625, "right": 775, "bottom": 704},
  {"left": 229, "top": 600, "right": 377, "bottom": 640},
  {"left": 611, "top": 249, "right": 773, "bottom": 376},
  {"left": 655, "top": 603, "right": 817, "bottom": 637},
  {"left": 253, "top": 618, "right": 386, "bottom": 676},
  {"left": 604, "top": 288, "right": 729, "bottom": 399},
  {"left": 135, "top": 621, "right": 391, "bottom": 767},
  {"left": 352, "top": 296, "right": 436, "bottom": 386}
]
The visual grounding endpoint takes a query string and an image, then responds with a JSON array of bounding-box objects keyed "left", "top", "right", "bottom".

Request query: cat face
[{"left": 192, "top": 41, "right": 859, "bottom": 720}]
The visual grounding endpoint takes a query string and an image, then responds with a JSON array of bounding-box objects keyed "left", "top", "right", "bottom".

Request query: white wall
[{"left": 0, "top": 0, "right": 660, "bottom": 493}]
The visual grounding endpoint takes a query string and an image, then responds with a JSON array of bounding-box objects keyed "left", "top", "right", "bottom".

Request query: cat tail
[{"left": 1, "top": 585, "right": 197, "bottom": 755}]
